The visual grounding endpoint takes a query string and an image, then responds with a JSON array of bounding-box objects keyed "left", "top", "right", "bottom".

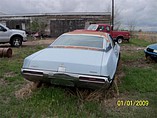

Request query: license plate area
[{"left": 51, "top": 79, "right": 74, "bottom": 87}]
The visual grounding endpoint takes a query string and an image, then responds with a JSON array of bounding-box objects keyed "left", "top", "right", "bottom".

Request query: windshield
[
  {"left": 51, "top": 34, "right": 104, "bottom": 49},
  {"left": 87, "top": 24, "right": 98, "bottom": 30}
]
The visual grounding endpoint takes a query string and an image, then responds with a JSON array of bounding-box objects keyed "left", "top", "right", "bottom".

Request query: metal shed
[{"left": 0, "top": 12, "right": 111, "bottom": 37}]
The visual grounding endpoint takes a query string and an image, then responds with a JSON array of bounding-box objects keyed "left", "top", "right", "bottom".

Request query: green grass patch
[
  {"left": 123, "top": 38, "right": 152, "bottom": 47},
  {"left": 130, "top": 38, "right": 151, "bottom": 47},
  {"left": 121, "top": 50, "right": 144, "bottom": 62},
  {"left": 120, "top": 67, "right": 157, "bottom": 92},
  {"left": 0, "top": 87, "right": 105, "bottom": 118}
]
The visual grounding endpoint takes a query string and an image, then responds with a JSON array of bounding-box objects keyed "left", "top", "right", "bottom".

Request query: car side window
[
  {"left": 97, "top": 25, "right": 104, "bottom": 31},
  {"left": 106, "top": 26, "right": 110, "bottom": 32},
  {"left": 0, "top": 26, "right": 3, "bottom": 31},
  {"left": 106, "top": 42, "right": 112, "bottom": 51},
  {"left": 108, "top": 35, "right": 115, "bottom": 47},
  {"left": 105, "top": 36, "right": 112, "bottom": 51},
  {"left": 0, "top": 25, "right": 6, "bottom": 32}
]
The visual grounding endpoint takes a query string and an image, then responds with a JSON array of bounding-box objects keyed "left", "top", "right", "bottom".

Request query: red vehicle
[{"left": 87, "top": 24, "right": 130, "bottom": 43}]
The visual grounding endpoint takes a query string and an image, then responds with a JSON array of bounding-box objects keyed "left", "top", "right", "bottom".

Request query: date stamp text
[{"left": 117, "top": 100, "right": 149, "bottom": 107}]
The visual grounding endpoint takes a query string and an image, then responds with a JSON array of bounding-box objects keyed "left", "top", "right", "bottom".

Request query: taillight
[{"left": 79, "top": 76, "right": 106, "bottom": 83}]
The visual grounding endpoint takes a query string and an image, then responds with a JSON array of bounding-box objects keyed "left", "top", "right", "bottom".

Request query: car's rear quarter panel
[{"left": 101, "top": 44, "right": 120, "bottom": 80}]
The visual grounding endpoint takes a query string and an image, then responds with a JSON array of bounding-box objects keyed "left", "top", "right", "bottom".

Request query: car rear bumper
[{"left": 21, "top": 68, "right": 111, "bottom": 89}]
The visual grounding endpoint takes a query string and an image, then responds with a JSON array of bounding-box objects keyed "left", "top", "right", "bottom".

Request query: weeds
[{"left": 15, "top": 81, "right": 41, "bottom": 99}]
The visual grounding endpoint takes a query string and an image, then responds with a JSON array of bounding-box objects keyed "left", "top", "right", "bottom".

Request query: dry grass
[
  {"left": 0, "top": 78, "right": 8, "bottom": 86},
  {"left": 23, "top": 38, "right": 54, "bottom": 46},
  {"left": 132, "top": 32, "right": 157, "bottom": 42},
  {"left": 4, "top": 72, "right": 17, "bottom": 78},
  {"left": 65, "top": 62, "right": 124, "bottom": 102},
  {"left": 15, "top": 81, "right": 41, "bottom": 99}
]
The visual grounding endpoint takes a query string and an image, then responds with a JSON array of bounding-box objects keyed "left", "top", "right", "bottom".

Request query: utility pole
[{"left": 111, "top": 0, "right": 114, "bottom": 27}]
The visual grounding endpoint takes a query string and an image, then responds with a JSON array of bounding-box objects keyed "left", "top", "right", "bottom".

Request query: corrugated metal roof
[{"left": 0, "top": 12, "right": 111, "bottom": 18}]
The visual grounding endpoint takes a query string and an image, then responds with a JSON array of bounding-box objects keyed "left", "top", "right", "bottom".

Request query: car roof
[{"left": 66, "top": 30, "right": 108, "bottom": 38}]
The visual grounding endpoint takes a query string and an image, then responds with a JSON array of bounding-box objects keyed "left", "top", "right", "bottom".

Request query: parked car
[
  {"left": 21, "top": 30, "right": 120, "bottom": 89},
  {"left": 87, "top": 24, "right": 130, "bottom": 44},
  {"left": 144, "top": 43, "right": 157, "bottom": 61},
  {"left": 0, "top": 24, "right": 27, "bottom": 47}
]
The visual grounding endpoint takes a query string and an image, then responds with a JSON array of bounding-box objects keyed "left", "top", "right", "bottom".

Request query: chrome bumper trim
[{"left": 21, "top": 68, "right": 110, "bottom": 88}]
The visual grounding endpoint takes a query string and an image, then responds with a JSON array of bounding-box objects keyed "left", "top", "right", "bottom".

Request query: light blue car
[{"left": 21, "top": 30, "right": 120, "bottom": 89}]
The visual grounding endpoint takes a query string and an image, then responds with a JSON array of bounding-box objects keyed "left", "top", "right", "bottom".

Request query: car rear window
[{"left": 51, "top": 34, "right": 104, "bottom": 49}]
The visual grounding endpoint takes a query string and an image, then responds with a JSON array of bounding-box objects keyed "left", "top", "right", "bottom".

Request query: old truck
[{"left": 87, "top": 24, "right": 130, "bottom": 43}]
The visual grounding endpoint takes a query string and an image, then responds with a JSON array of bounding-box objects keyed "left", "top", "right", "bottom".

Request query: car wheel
[
  {"left": 117, "top": 38, "right": 123, "bottom": 44},
  {"left": 11, "top": 37, "right": 22, "bottom": 47}
]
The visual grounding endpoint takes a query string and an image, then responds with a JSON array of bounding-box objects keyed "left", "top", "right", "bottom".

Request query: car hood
[
  {"left": 148, "top": 43, "right": 157, "bottom": 49},
  {"left": 23, "top": 48, "right": 104, "bottom": 75}
]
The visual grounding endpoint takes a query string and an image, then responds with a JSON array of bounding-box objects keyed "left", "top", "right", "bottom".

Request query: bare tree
[
  {"left": 127, "top": 18, "right": 137, "bottom": 34},
  {"left": 104, "top": 2, "right": 122, "bottom": 30}
]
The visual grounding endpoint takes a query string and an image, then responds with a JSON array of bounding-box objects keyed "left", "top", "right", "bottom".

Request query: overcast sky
[{"left": 0, "top": 0, "right": 157, "bottom": 31}]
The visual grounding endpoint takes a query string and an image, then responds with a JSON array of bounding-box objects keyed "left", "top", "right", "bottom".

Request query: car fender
[
  {"left": 101, "top": 44, "right": 120, "bottom": 81},
  {"left": 10, "top": 32, "right": 24, "bottom": 39}
]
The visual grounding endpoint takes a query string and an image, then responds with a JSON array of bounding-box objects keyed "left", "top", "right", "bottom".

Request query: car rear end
[
  {"left": 21, "top": 32, "right": 112, "bottom": 89},
  {"left": 22, "top": 68, "right": 111, "bottom": 89}
]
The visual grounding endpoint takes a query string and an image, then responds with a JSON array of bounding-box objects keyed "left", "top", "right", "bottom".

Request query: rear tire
[
  {"left": 10, "top": 36, "right": 22, "bottom": 47},
  {"left": 117, "top": 38, "right": 123, "bottom": 44}
]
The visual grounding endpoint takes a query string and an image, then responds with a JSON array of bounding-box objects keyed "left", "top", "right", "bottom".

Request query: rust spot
[
  {"left": 68, "top": 30, "right": 108, "bottom": 38},
  {"left": 0, "top": 48, "right": 12, "bottom": 58},
  {"left": 52, "top": 45, "right": 103, "bottom": 51}
]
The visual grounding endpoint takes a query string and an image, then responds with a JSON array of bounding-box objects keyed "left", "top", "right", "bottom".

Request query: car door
[{"left": 0, "top": 25, "right": 9, "bottom": 42}]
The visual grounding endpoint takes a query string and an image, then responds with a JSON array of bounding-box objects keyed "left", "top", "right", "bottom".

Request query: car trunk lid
[{"left": 28, "top": 48, "right": 104, "bottom": 76}]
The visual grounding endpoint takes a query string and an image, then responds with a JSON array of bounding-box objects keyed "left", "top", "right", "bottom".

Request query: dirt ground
[
  {"left": 0, "top": 38, "right": 55, "bottom": 47},
  {"left": 23, "top": 38, "right": 55, "bottom": 46}
]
